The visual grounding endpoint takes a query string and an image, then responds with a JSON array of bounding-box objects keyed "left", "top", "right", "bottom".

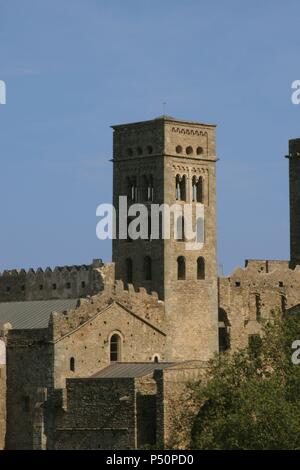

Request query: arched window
[
  {"left": 192, "top": 176, "right": 203, "bottom": 203},
  {"left": 110, "top": 333, "right": 121, "bottom": 362},
  {"left": 175, "top": 175, "right": 186, "bottom": 201},
  {"left": 127, "top": 176, "right": 137, "bottom": 202},
  {"left": 144, "top": 256, "right": 152, "bottom": 281},
  {"left": 197, "top": 257, "right": 205, "bottom": 280},
  {"left": 70, "top": 357, "right": 75, "bottom": 372},
  {"left": 177, "top": 256, "right": 186, "bottom": 280},
  {"left": 153, "top": 355, "right": 160, "bottom": 363},
  {"left": 176, "top": 216, "right": 185, "bottom": 241},
  {"left": 126, "top": 258, "right": 133, "bottom": 283}
]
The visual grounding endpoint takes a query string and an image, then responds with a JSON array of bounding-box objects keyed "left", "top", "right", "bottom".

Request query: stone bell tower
[{"left": 111, "top": 116, "right": 218, "bottom": 361}]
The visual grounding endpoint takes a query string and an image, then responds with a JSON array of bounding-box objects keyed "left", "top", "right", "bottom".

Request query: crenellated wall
[{"left": 0, "top": 259, "right": 115, "bottom": 302}]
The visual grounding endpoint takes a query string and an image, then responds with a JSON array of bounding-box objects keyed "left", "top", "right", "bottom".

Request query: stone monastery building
[{"left": 0, "top": 116, "right": 300, "bottom": 449}]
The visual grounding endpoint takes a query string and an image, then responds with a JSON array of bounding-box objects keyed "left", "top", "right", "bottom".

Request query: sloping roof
[
  {"left": 0, "top": 299, "right": 79, "bottom": 329},
  {"left": 91, "top": 362, "right": 176, "bottom": 379}
]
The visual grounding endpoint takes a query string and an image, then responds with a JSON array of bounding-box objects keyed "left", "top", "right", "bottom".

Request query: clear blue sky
[{"left": 0, "top": 0, "right": 299, "bottom": 275}]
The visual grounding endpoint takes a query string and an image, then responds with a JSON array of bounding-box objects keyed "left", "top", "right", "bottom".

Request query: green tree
[{"left": 190, "top": 310, "right": 300, "bottom": 450}]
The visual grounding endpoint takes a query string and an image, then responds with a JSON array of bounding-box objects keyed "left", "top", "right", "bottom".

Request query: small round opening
[
  {"left": 176, "top": 145, "right": 183, "bottom": 154},
  {"left": 197, "top": 146, "right": 203, "bottom": 155},
  {"left": 137, "top": 147, "right": 143, "bottom": 156},
  {"left": 147, "top": 145, "right": 153, "bottom": 154},
  {"left": 186, "top": 146, "right": 193, "bottom": 155}
]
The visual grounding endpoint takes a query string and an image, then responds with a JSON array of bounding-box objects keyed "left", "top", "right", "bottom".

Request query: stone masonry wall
[
  {"left": 219, "top": 259, "right": 300, "bottom": 351},
  {"left": 0, "top": 259, "right": 114, "bottom": 302}
]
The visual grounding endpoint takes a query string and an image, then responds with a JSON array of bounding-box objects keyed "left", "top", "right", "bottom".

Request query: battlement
[
  {"left": 49, "top": 280, "right": 164, "bottom": 341},
  {"left": 0, "top": 259, "right": 115, "bottom": 303}
]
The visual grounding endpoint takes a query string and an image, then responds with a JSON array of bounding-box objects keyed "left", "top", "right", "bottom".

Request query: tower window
[
  {"left": 81, "top": 281, "right": 86, "bottom": 288},
  {"left": 192, "top": 176, "right": 203, "bottom": 203},
  {"left": 175, "top": 175, "right": 186, "bottom": 201},
  {"left": 6, "top": 286, "right": 10, "bottom": 293},
  {"left": 147, "top": 145, "right": 153, "bottom": 154},
  {"left": 176, "top": 216, "right": 185, "bottom": 241},
  {"left": 197, "top": 146, "right": 204, "bottom": 155},
  {"left": 70, "top": 357, "right": 75, "bottom": 372},
  {"left": 142, "top": 175, "right": 154, "bottom": 202},
  {"left": 177, "top": 256, "right": 186, "bottom": 280},
  {"left": 137, "top": 146, "right": 143, "bottom": 156},
  {"left": 197, "top": 257, "right": 205, "bottom": 280},
  {"left": 39, "top": 285, "right": 43, "bottom": 291},
  {"left": 52, "top": 283, "right": 57, "bottom": 290},
  {"left": 186, "top": 146, "right": 193, "bottom": 155},
  {"left": 144, "top": 256, "right": 152, "bottom": 281},
  {"left": 176, "top": 145, "right": 183, "bottom": 154},
  {"left": 66, "top": 282, "right": 71, "bottom": 289},
  {"left": 127, "top": 176, "right": 137, "bottom": 202},
  {"left": 126, "top": 258, "right": 133, "bottom": 283},
  {"left": 110, "top": 333, "right": 121, "bottom": 362}
]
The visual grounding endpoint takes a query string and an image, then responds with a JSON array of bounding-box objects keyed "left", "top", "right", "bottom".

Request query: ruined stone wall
[
  {"left": 0, "top": 259, "right": 114, "bottom": 302},
  {"left": 52, "top": 378, "right": 136, "bottom": 450},
  {"left": 5, "top": 328, "right": 53, "bottom": 449},
  {"left": 219, "top": 259, "right": 300, "bottom": 351}
]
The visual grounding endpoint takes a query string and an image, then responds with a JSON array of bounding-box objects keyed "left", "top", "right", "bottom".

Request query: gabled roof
[
  {"left": 91, "top": 362, "right": 176, "bottom": 379},
  {"left": 0, "top": 299, "right": 79, "bottom": 329}
]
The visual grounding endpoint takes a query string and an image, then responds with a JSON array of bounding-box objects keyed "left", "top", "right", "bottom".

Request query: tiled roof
[
  {"left": 91, "top": 362, "right": 176, "bottom": 379},
  {"left": 0, "top": 299, "right": 79, "bottom": 329}
]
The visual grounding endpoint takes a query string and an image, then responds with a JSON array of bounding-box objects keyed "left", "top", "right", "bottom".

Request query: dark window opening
[
  {"left": 192, "top": 176, "right": 203, "bottom": 203},
  {"left": 66, "top": 282, "right": 71, "bottom": 289},
  {"left": 175, "top": 175, "right": 186, "bottom": 201},
  {"left": 39, "top": 285, "right": 43, "bottom": 291},
  {"left": 6, "top": 286, "right": 10, "bottom": 293},
  {"left": 177, "top": 256, "right": 186, "bottom": 280},
  {"left": 186, "top": 146, "right": 193, "bottom": 155},
  {"left": 70, "top": 357, "right": 75, "bottom": 372},
  {"left": 110, "top": 334, "right": 121, "bottom": 362},
  {"left": 52, "top": 283, "right": 57, "bottom": 290},
  {"left": 279, "top": 281, "right": 284, "bottom": 287},
  {"left": 127, "top": 176, "right": 137, "bottom": 202},
  {"left": 235, "top": 281, "right": 241, "bottom": 287},
  {"left": 197, "top": 257, "right": 205, "bottom": 280},
  {"left": 218, "top": 308, "right": 231, "bottom": 352},
  {"left": 255, "top": 294, "right": 261, "bottom": 321},
  {"left": 81, "top": 281, "right": 86, "bottom": 288}
]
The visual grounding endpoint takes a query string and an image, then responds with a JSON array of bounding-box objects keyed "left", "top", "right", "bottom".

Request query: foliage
[{"left": 190, "top": 310, "right": 300, "bottom": 450}]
